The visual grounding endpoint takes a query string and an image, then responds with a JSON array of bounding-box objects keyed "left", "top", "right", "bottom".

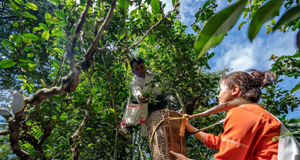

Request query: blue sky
[{"left": 159, "top": 0, "right": 300, "bottom": 118}]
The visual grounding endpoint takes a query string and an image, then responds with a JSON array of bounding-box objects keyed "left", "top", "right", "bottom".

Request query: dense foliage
[{"left": 0, "top": 0, "right": 299, "bottom": 159}]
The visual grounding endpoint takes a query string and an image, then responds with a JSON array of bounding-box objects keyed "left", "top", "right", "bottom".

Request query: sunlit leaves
[
  {"left": 22, "top": 37, "right": 32, "bottom": 45},
  {"left": 273, "top": 5, "right": 300, "bottom": 31},
  {"left": 24, "top": 11, "right": 37, "bottom": 20},
  {"left": 151, "top": 0, "right": 160, "bottom": 14},
  {"left": 0, "top": 60, "right": 16, "bottom": 69},
  {"left": 25, "top": 2, "right": 38, "bottom": 11},
  {"left": 23, "top": 33, "right": 38, "bottom": 41},
  {"left": 42, "top": 31, "right": 50, "bottom": 40},
  {"left": 194, "top": 0, "right": 247, "bottom": 60},
  {"left": 248, "top": 0, "right": 284, "bottom": 41},
  {"left": 14, "top": 0, "right": 23, "bottom": 5},
  {"left": 9, "top": 0, "right": 20, "bottom": 10}
]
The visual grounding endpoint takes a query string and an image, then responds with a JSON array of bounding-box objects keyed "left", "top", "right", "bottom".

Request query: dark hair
[
  {"left": 220, "top": 69, "right": 276, "bottom": 103},
  {"left": 129, "top": 57, "right": 144, "bottom": 70}
]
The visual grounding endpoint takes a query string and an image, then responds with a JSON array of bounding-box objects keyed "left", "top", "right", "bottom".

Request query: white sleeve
[{"left": 130, "top": 78, "right": 143, "bottom": 100}]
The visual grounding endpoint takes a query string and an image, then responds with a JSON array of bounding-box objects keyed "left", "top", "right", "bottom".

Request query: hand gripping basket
[{"left": 147, "top": 110, "right": 187, "bottom": 160}]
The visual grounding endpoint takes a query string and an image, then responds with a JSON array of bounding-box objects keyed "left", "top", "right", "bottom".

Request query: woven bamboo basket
[{"left": 147, "top": 110, "right": 187, "bottom": 160}]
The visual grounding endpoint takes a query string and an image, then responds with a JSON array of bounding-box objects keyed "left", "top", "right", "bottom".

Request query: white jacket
[{"left": 130, "top": 71, "right": 161, "bottom": 102}]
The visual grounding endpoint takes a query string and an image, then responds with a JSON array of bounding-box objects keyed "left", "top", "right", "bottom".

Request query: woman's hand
[
  {"left": 138, "top": 95, "right": 149, "bottom": 103},
  {"left": 179, "top": 113, "right": 193, "bottom": 132},
  {"left": 169, "top": 151, "right": 194, "bottom": 160}
]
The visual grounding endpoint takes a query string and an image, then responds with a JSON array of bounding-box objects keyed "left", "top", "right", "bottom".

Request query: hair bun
[{"left": 247, "top": 69, "right": 276, "bottom": 88}]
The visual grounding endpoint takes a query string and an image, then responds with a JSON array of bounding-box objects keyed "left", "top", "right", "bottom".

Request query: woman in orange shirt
[{"left": 170, "top": 70, "right": 281, "bottom": 160}]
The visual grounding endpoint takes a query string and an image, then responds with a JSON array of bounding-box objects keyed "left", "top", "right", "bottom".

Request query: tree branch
[
  {"left": 9, "top": 114, "right": 30, "bottom": 159},
  {"left": 24, "top": 0, "right": 94, "bottom": 106},
  {"left": 79, "top": 0, "right": 117, "bottom": 71},
  {"left": 0, "top": 130, "right": 9, "bottom": 135}
]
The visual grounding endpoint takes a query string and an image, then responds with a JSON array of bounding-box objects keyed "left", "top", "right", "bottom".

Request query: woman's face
[{"left": 218, "top": 81, "right": 235, "bottom": 104}]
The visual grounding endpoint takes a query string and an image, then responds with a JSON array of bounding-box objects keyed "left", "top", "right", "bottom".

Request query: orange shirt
[{"left": 205, "top": 104, "right": 281, "bottom": 160}]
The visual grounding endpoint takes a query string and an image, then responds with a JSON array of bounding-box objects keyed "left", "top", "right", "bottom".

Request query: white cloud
[{"left": 210, "top": 30, "right": 297, "bottom": 72}]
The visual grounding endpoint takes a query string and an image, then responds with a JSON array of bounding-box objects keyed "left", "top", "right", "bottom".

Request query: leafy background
[{"left": 0, "top": 0, "right": 299, "bottom": 159}]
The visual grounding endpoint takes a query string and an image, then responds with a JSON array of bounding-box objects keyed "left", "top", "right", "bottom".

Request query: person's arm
[
  {"left": 185, "top": 119, "right": 206, "bottom": 143},
  {"left": 169, "top": 151, "right": 195, "bottom": 160},
  {"left": 131, "top": 78, "right": 148, "bottom": 103}
]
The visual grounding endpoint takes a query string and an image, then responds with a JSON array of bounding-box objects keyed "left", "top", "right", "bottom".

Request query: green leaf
[
  {"left": 2, "top": 39, "right": 11, "bottom": 46},
  {"left": 248, "top": 0, "right": 284, "bottom": 41},
  {"left": 59, "top": 114, "right": 68, "bottom": 121},
  {"left": 39, "top": 23, "right": 49, "bottom": 31},
  {"left": 9, "top": 0, "right": 20, "bottom": 10},
  {"left": 19, "top": 58, "right": 35, "bottom": 63},
  {"left": 107, "top": 108, "right": 116, "bottom": 114},
  {"left": 291, "top": 83, "right": 300, "bottom": 93},
  {"left": 17, "top": 75, "right": 25, "bottom": 79},
  {"left": 287, "top": 118, "right": 300, "bottom": 127},
  {"left": 14, "top": 0, "right": 23, "bottom": 5},
  {"left": 151, "top": 0, "right": 160, "bottom": 14},
  {"left": 117, "top": 27, "right": 126, "bottom": 40},
  {"left": 118, "top": 0, "right": 130, "bottom": 13},
  {"left": 172, "top": 0, "right": 178, "bottom": 7},
  {"left": 194, "top": 0, "right": 247, "bottom": 60},
  {"left": 293, "top": 52, "right": 300, "bottom": 58},
  {"left": 53, "top": 48, "right": 64, "bottom": 54},
  {"left": 12, "top": 34, "right": 21, "bottom": 42},
  {"left": 273, "top": 5, "right": 300, "bottom": 31},
  {"left": 0, "top": 60, "right": 16, "bottom": 69},
  {"left": 58, "top": 21, "right": 68, "bottom": 27},
  {"left": 270, "top": 19, "right": 276, "bottom": 25},
  {"left": 292, "top": 20, "right": 300, "bottom": 31},
  {"left": 50, "top": 0, "right": 60, "bottom": 5},
  {"left": 22, "top": 37, "right": 32, "bottom": 45},
  {"left": 46, "top": 17, "right": 60, "bottom": 24},
  {"left": 25, "top": 2, "right": 38, "bottom": 11},
  {"left": 54, "top": 10, "right": 66, "bottom": 19},
  {"left": 23, "top": 33, "right": 38, "bottom": 41},
  {"left": 84, "top": 31, "right": 94, "bottom": 39},
  {"left": 238, "top": 21, "right": 247, "bottom": 30},
  {"left": 266, "top": 27, "right": 272, "bottom": 34},
  {"left": 24, "top": 11, "right": 37, "bottom": 20},
  {"left": 42, "top": 31, "right": 50, "bottom": 40}
]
